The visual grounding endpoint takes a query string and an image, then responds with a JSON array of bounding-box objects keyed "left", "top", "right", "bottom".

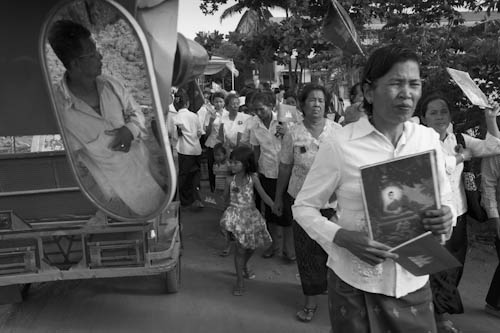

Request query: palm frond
[
  {"left": 235, "top": 8, "right": 274, "bottom": 34},
  {"left": 220, "top": 3, "right": 247, "bottom": 22}
]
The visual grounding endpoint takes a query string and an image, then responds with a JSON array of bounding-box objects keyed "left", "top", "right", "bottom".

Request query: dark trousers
[
  {"left": 486, "top": 236, "right": 500, "bottom": 309},
  {"left": 430, "top": 214, "right": 468, "bottom": 314},
  {"left": 258, "top": 174, "right": 288, "bottom": 226},
  {"left": 288, "top": 192, "right": 334, "bottom": 296},
  {"left": 206, "top": 147, "right": 215, "bottom": 192},
  {"left": 294, "top": 220, "right": 328, "bottom": 295},
  {"left": 178, "top": 153, "right": 201, "bottom": 206}
]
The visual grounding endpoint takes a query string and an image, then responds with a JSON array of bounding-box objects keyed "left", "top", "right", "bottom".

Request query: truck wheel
[
  {"left": 164, "top": 257, "right": 181, "bottom": 293},
  {"left": 21, "top": 283, "right": 31, "bottom": 300}
]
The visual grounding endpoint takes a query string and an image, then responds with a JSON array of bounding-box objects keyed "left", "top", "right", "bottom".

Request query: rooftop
[{"left": 367, "top": 10, "right": 500, "bottom": 29}]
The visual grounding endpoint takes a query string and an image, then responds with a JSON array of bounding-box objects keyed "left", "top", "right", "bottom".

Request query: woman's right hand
[
  {"left": 333, "top": 229, "right": 398, "bottom": 266},
  {"left": 273, "top": 197, "right": 283, "bottom": 216}
]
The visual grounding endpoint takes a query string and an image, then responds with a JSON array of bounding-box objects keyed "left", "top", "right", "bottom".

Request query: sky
[{"left": 177, "top": 1, "right": 284, "bottom": 39}]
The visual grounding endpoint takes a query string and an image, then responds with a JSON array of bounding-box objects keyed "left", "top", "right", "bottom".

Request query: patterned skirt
[
  {"left": 220, "top": 205, "right": 272, "bottom": 250},
  {"left": 328, "top": 270, "right": 437, "bottom": 333}
]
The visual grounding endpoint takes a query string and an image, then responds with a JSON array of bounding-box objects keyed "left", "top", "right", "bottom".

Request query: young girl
[
  {"left": 219, "top": 146, "right": 273, "bottom": 296},
  {"left": 213, "top": 143, "right": 233, "bottom": 257},
  {"left": 213, "top": 143, "right": 231, "bottom": 193}
]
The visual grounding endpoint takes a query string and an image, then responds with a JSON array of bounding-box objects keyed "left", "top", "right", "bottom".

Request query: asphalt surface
[{"left": 0, "top": 204, "right": 499, "bottom": 332}]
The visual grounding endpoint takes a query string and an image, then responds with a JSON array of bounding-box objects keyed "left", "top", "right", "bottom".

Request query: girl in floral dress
[{"left": 220, "top": 146, "right": 273, "bottom": 296}]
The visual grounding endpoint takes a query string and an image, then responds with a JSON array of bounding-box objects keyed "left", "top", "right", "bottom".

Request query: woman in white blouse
[
  {"left": 292, "top": 44, "right": 454, "bottom": 332},
  {"left": 274, "top": 84, "right": 341, "bottom": 322},
  {"left": 222, "top": 93, "right": 251, "bottom": 153},
  {"left": 417, "top": 91, "right": 500, "bottom": 333},
  {"left": 204, "top": 91, "right": 228, "bottom": 192}
]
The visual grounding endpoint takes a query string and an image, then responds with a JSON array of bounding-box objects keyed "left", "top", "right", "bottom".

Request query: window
[{"left": 0, "top": 135, "right": 64, "bottom": 154}]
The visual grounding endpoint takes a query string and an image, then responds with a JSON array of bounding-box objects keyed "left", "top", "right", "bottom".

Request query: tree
[
  {"left": 200, "top": 0, "right": 289, "bottom": 16},
  {"left": 194, "top": 31, "right": 247, "bottom": 91},
  {"left": 222, "top": 1, "right": 336, "bottom": 91},
  {"left": 200, "top": 1, "right": 500, "bottom": 107},
  {"left": 194, "top": 31, "right": 225, "bottom": 59}
]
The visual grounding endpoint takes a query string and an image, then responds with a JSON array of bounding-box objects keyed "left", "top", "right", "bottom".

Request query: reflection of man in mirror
[{"left": 48, "top": 20, "right": 164, "bottom": 217}]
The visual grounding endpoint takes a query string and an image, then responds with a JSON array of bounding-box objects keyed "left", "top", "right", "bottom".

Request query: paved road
[{"left": 0, "top": 205, "right": 499, "bottom": 332}]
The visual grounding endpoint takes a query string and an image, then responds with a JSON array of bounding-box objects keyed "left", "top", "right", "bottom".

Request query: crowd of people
[
  {"left": 168, "top": 44, "right": 500, "bottom": 333},
  {"left": 45, "top": 15, "right": 499, "bottom": 333}
]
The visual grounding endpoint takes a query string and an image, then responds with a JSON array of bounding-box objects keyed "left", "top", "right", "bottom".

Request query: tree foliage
[
  {"left": 194, "top": 31, "right": 225, "bottom": 59},
  {"left": 200, "top": 0, "right": 289, "bottom": 15},
  {"left": 198, "top": 0, "right": 500, "bottom": 131}
]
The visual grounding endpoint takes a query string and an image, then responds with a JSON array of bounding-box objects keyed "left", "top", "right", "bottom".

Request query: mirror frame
[{"left": 39, "top": 0, "right": 177, "bottom": 221}]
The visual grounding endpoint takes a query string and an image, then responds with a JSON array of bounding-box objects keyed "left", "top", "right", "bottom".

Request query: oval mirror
[{"left": 39, "top": 0, "right": 176, "bottom": 221}]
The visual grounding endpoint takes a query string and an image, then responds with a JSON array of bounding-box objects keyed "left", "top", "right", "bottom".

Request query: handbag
[{"left": 456, "top": 133, "right": 488, "bottom": 222}]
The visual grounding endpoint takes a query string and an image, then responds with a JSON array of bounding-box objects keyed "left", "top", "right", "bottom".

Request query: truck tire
[{"left": 164, "top": 256, "right": 181, "bottom": 293}]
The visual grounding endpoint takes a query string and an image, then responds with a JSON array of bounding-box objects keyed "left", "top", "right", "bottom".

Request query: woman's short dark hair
[
  {"left": 230, "top": 146, "right": 257, "bottom": 174},
  {"left": 244, "top": 89, "right": 257, "bottom": 105},
  {"left": 48, "top": 20, "right": 91, "bottom": 69},
  {"left": 238, "top": 104, "right": 249, "bottom": 114},
  {"left": 210, "top": 91, "right": 226, "bottom": 104},
  {"left": 415, "top": 91, "right": 452, "bottom": 121},
  {"left": 250, "top": 91, "right": 275, "bottom": 108},
  {"left": 173, "top": 89, "right": 189, "bottom": 110},
  {"left": 213, "top": 142, "right": 227, "bottom": 156},
  {"left": 298, "top": 84, "right": 332, "bottom": 116},
  {"left": 362, "top": 44, "right": 420, "bottom": 115},
  {"left": 225, "top": 93, "right": 239, "bottom": 107}
]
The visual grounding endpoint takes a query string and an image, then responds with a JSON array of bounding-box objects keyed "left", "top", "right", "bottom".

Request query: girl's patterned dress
[{"left": 220, "top": 175, "right": 272, "bottom": 249}]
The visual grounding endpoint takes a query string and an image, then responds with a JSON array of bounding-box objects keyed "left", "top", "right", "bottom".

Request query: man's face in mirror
[{"left": 72, "top": 38, "right": 102, "bottom": 78}]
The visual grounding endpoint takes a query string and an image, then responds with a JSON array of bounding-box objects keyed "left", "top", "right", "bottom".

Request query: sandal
[
  {"left": 232, "top": 285, "right": 245, "bottom": 296},
  {"left": 296, "top": 306, "right": 318, "bottom": 322},
  {"left": 243, "top": 269, "right": 256, "bottom": 280},
  {"left": 436, "top": 319, "right": 462, "bottom": 333}
]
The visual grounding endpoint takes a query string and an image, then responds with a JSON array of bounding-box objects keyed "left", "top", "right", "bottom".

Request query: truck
[{"left": 0, "top": 0, "right": 208, "bottom": 302}]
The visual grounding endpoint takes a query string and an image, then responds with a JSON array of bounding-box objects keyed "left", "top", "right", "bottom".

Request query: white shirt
[
  {"left": 240, "top": 115, "right": 260, "bottom": 145},
  {"left": 204, "top": 109, "right": 229, "bottom": 148},
  {"left": 54, "top": 74, "right": 164, "bottom": 216},
  {"left": 441, "top": 132, "right": 500, "bottom": 216},
  {"left": 174, "top": 108, "right": 202, "bottom": 156},
  {"left": 249, "top": 113, "right": 282, "bottom": 179},
  {"left": 222, "top": 112, "right": 251, "bottom": 148},
  {"left": 166, "top": 108, "right": 178, "bottom": 146},
  {"left": 292, "top": 118, "right": 454, "bottom": 298},
  {"left": 482, "top": 154, "right": 500, "bottom": 218},
  {"left": 279, "top": 119, "right": 341, "bottom": 198},
  {"left": 197, "top": 103, "right": 213, "bottom": 135}
]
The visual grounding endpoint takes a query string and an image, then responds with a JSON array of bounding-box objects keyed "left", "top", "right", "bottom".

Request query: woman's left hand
[
  {"left": 484, "top": 102, "right": 500, "bottom": 118},
  {"left": 275, "top": 124, "right": 286, "bottom": 138},
  {"left": 422, "top": 205, "right": 453, "bottom": 236}
]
